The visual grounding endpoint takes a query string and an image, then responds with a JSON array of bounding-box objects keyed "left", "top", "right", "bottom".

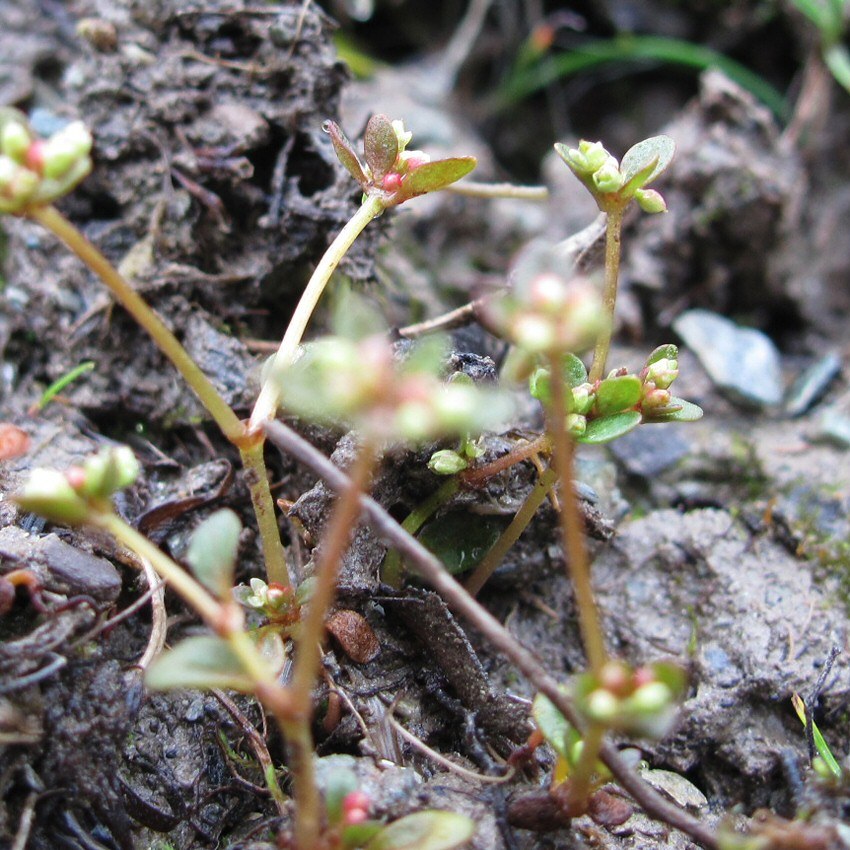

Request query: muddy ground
[{"left": 1, "top": 1, "right": 850, "bottom": 848}]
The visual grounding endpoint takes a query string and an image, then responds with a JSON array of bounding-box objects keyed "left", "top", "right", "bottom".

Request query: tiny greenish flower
[
  {"left": 644, "top": 357, "right": 678, "bottom": 390},
  {"left": 14, "top": 468, "right": 90, "bottom": 525},
  {"left": 571, "top": 383, "right": 595, "bottom": 415},
  {"left": 1, "top": 120, "right": 31, "bottom": 162},
  {"left": 635, "top": 188, "right": 668, "bottom": 214},
  {"left": 0, "top": 110, "right": 93, "bottom": 215},
  {"left": 592, "top": 157, "right": 624, "bottom": 193},
  {"left": 556, "top": 134, "right": 674, "bottom": 215},
  {"left": 323, "top": 113, "right": 476, "bottom": 209},
  {"left": 74, "top": 446, "right": 139, "bottom": 499},
  {"left": 277, "top": 332, "right": 513, "bottom": 445},
  {"left": 485, "top": 272, "right": 605, "bottom": 355},
  {"left": 566, "top": 413, "right": 587, "bottom": 437},
  {"left": 428, "top": 449, "right": 468, "bottom": 475}
]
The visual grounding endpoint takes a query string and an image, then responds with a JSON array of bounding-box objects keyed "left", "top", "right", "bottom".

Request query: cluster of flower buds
[
  {"left": 573, "top": 659, "right": 685, "bottom": 739},
  {"left": 276, "top": 333, "right": 513, "bottom": 444},
  {"left": 233, "top": 576, "right": 313, "bottom": 629},
  {"left": 14, "top": 446, "right": 138, "bottom": 525},
  {"left": 485, "top": 271, "right": 606, "bottom": 355},
  {"left": 323, "top": 113, "right": 476, "bottom": 208},
  {"left": 555, "top": 136, "right": 674, "bottom": 214},
  {"left": 0, "top": 109, "right": 93, "bottom": 214},
  {"left": 427, "top": 426, "right": 484, "bottom": 475},
  {"left": 639, "top": 346, "right": 680, "bottom": 411}
]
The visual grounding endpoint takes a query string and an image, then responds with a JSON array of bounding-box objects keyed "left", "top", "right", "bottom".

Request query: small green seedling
[{"left": 792, "top": 691, "right": 844, "bottom": 781}]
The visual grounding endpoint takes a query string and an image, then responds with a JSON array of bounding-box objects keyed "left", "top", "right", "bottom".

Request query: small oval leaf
[
  {"left": 579, "top": 410, "right": 642, "bottom": 444},
  {"left": 363, "top": 114, "right": 399, "bottom": 181},
  {"left": 595, "top": 375, "right": 642, "bottom": 416},
  {"left": 645, "top": 344, "right": 678, "bottom": 367},
  {"left": 532, "top": 692, "right": 571, "bottom": 759},
  {"left": 324, "top": 119, "right": 369, "bottom": 187},
  {"left": 643, "top": 398, "right": 703, "bottom": 423},
  {"left": 416, "top": 512, "right": 505, "bottom": 575},
  {"left": 366, "top": 811, "right": 475, "bottom": 850},
  {"left": 186, "top": 508, "right": 241, "bottom": 597},
  {"left": 395, "top": 157, "right": 476, "bottom": 203},
  {"left": 620, "top": 135, "right": 675, "bottom": 187},
  {"left": 145, "top": 635, "right": 252, "bottom": 692}
]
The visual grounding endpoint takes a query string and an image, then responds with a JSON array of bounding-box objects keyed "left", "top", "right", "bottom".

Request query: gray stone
[
  {"left": 608, "top": 423, "right": 691, "bottom": 477},
  {"left": 814, "top": 406, "right": 850, "bottom": 449},
  {"left": 785, "top": 352, "right": 842, "bottom": 416},
  {"left": 673, "top": 309, "right": 783, "bottom": 408}
]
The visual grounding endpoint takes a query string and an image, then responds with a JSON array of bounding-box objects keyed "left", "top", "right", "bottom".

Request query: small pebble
[
  {"left": 673, "top": 309, "right": 783, "bottom": 408},
  {"left": 813, "top": 406, "right": 850, "bottom": 449},
  {"left": 785, "top": 352, "right": 841, "bottom": 416}
]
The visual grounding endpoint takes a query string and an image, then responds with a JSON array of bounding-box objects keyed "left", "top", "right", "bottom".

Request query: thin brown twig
[
  {"left": 263, "top": 420, "right": 719, "bottom": 850},
  {"left": 394, "top": 298, "right": 487, "bottom": 340}
]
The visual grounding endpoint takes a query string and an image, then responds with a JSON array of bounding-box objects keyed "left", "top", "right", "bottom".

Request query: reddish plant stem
[
  {"left": 545, "top": 352, "right": 607, "bottom": 676},
  {"left": 287, "top": 439, "right": 376, "bottom": 849},
  {"left": 263, "top": 420, "right": 718, "bottom": 850}
]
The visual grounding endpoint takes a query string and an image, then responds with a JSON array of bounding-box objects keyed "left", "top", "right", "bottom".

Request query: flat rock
[{"left": 673, "top": 309, "right": 783, "bottom": 408}]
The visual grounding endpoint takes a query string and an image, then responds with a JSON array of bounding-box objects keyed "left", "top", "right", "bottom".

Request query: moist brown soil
[{"left": 2, "top": 2, "right": 850, "bottom": 849}]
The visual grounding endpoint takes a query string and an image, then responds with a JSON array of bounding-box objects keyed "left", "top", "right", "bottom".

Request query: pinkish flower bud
[{"left": 382, "top": 172, "right": 403, "bottom": 192}]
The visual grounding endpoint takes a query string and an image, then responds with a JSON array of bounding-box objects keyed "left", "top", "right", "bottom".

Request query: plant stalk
[
  {"left": 545, "top": 352, "right": 607, "bottom": 675},
  {"left": 288, "top": 438, "right": 376, "bottom": 849},
  {"left": 563, "top": 722, "right": 606, "bottom": 814},
  {"left": 249, "top": 195, "right": 385, "bottom": 431},
  {"left": 465, "top": 466, "right": 556, "bottom": 596},
  {"left": 382, "top": 476, "right": 459, "bottom": 588},
  {"left": 263, "top": 419, "right": 719, "bottom": 850},
  {"left": 93, "top": 511, "right": 297, "bottom": 722},
  {"left": 30, "top": 205, "right": 244, "bottom": 443},
  {"left": 239, "top": 440, "right": 290, "bottom": 587},
  {"left": 588, "top": 206, "right": 624, "bottom": 383}
]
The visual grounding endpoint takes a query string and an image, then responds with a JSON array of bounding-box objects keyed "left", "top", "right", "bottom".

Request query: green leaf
[
  {"left": 579, "top": 410, "right": 642, "bottom": 443},
  {"left": 342, "top": 822, "right": 385, "bottom": 849},
  {"left": 562, "top": 353, "right": 588, "bottom": 387},
  {"left": 145, "top": 636, "right": 252, "bottom": 692},
  {"left": 792, "top": 692, "right": 843, "bottom": 779},
  {"left": 366, "top": 811, "right": 475, "bottom": 850},
  {"left": 395, "top": 157, "right": 477, "bottom": 203},
  {"left": 645, "top": 344, "right": 678, "bottom": 367},
  {"left": 643, "top": 398, "right": 703, "bottom": 423},
  {"left": 620, "top": 135, "right": 675, "bottom": 187},
  {"left": 532, "top": 692, "right": 571, "bottom": 759},
  {"left": 595, "top": 375, "right": 642, "bottom": 416},
  {"left": 186, "top": 509, "right": 241, "bottom": 597},
  {"left": 416, "top": 512, "right": 505, "bottom": 575},
  {"left": 364, "top": 114, "right": 399, "bottom": 180},
  {"left": 325, "top": 767, "right": 359, "bottom": 824},
  {"left": 324, "top": 120, "right": 369, "bottom": 187},
  {"left": 528, "top": 366, "right": 552, "bottom": 404}
]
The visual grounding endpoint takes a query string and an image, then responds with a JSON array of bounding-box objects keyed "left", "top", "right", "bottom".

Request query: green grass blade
[
  {"left": 498, "top": 35, "right": 788, "bottom": 120},
  {"left": 37, "top": 361, "right": 95, "bottom": 411},
  {"left": 791, "top": 692, "right": 843, "bottom": 779}
]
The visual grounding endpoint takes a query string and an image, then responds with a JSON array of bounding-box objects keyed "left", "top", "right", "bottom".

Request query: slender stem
[
  {"left": 262, "top": 420, "right": 718, "bottom": 850},
  {"left": 94, "top": 512, "right": 223, "bottom": 625},
  {"left": 563, "top": 722, "right": 606, "bottom": 814},
  {"left": 29, "top": 205, "right": 244, "bottom": 443},
  {"left": 382, "top": 476, "right": 459, "bottom": 588},
  {"left": 465, "top": 466, "right": 556, "bottom": 596},
  {"left": 94, "top": 510, "right": 299, "bottom": 727},
  {"left": 546, "top": 353, "right": 607, "bottom": 675},
  {"left": 288, "top": 439, "right": 376, "bottom": 850},
  {"left": 249, "top": 196, "right": 385, "bottom": 431},
  {"left": 588, "top": 206, "right": 624, "bottom": 383},
  {"left": 461, "top": 433, "right": 551, "bottom": 486},
  {"left": 239, "top": 440, "right": 290, "bottom": 587},
  {"left": 446, "top": 181, "right": 548, "bottom": 201},
  {"left": 395, "top": 298, "right": 486, "bottom": 340}
]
